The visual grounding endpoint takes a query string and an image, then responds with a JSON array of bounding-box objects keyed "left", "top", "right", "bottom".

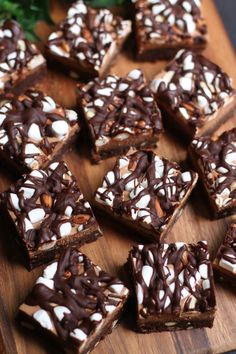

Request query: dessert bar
[
  {"left": 0, "top": 20, "right": 46, "bottom": 94},
  {"left": 0, "top": 89, "right": 80, "bottom": 173},
  {"left": 1, "top": 161, "right": 102, "bottom": 269},
  {"left": 128, "top": 242, "right": 216, "bottom": 332},
  {"left": 150, "top": 49, "right": 236, "bottom": 140},
  {"left": 78, "top": 69, "right": 163, "bottom": 162},
  {"left": 46, "top": 0, "right": 131, "bottom": 80},
  {"left": 95, "top": 150, "right": 198, "bottom": 241},
  {"left": 132, "top": 0, "right": 207, "bottom": 61},
  {"left": 213, "top": 223, "right": 236, "bottom": 286},
  {"left": 189, "top": 128, "right": 236, "bottom": 218},
  {"left": 19, "top": 246, "right": 129, "bottom": 353}
]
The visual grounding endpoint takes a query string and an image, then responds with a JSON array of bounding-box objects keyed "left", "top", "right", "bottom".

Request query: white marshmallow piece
[
  {"left": 33, "top": 310, "right": 53, "bottom": 330},
  {"left": 43, "top": 262, "right": 58, "bottom": 279},
  {"left": 42, "top": 96, "right": 56, "bottom": 113},
  {"left": 198, "top": 263, "right": 208, "bottom": 279},
  {"left": 59, "top": 222, "right": 72, "bottom": 237},
  {"left": 28, "top": 208, "right": 45, "bottom": 224},
  {"left": 10, "top": 193, "right": 20, "bottom": 211},
  {"left": 142, "top": 265, "right": 153, "bottom": 287},
  {"left": 28, "top": 123, "right": 42, "bottom": 143},
  {"left": 51, "top": 120, "right": 69, "bottom": 138},
  {"left": 36, "top": 276, "right": 54, "bottom": 290},
  {"left": 181, "top": 171, "right": 192, "bottom": 183},
  {"left": 90, "top": 313, "right": 103, "bottom": 322},
  {"left": 53, "top": 306, "right": 71, "bottom": 321},
  {"left": 70, "top": 328, "right": 87, "bottom": 342},
  {"left": 109, "top": 284, "right": 124, "bottom": 294},
  {"left": 127, "top": 69, "right": 141, "bottom": 80}
]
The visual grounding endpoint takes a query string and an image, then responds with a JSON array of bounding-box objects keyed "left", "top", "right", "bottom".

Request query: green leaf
[
  {"left": 0, "top": 0, "right": 52, "bottom": 41},
  {"left": 85, "top": 0, "right": 125, "bottom": 7}
]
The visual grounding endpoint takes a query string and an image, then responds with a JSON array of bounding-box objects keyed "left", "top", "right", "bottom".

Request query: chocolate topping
[
  {"left": 215, "top": 224, "right": 236, "bottom": 273},
  {"left": 95, "top": 150, "right": 197, "bottom": 238},
  {"left": 0, "top": 90, "right": 78, "bottom": 170},
  {"left": 151, "top": 49, "right": 235, "bottom": 127},
  {"left": 132, "top": 0, "right": 207, "bottom": 45},
  {"left": 47, "top": 0, "right": 131, "bottom": 72},
  {"left": 1, "top": 161, "right": 97, "bottom": 250},
  {"left": 191, "top": 128, "right": 236, "bottom": 210},
  {"left": 0, "top": 20, "right": 45, "bottom": 91},
  {"left": 24, "top": 247, "right": 129, "bottom": 347},
  {"left": 129, "top": 242, "right": 216, "bottom": 317},
  {"left": 79, "top": 69, "right": 162, "bottom": 144}
]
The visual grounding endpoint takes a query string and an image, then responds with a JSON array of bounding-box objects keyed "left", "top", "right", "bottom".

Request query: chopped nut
[
  {"left": 155, "top": 197, "right": 164, "bottom": 218},
  {"left": 41, "top": 194, "right": 53, "bottom": 208},
  {"left": 72, "top": 214, "right": 91, "bottom": 224}
]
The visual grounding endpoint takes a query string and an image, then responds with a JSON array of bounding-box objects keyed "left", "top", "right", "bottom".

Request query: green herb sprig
[{"left": 0, "top": 0, "right": 52, "bottom": 41}]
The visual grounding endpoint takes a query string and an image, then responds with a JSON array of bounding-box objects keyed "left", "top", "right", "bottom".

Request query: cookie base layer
[
  {"left": 213, "top": 264, "right": 236, "bottom": 287},
  {"left": 91, "top": 136, "right": 159, "bottom": 163},
  {"left": 7, "top": 64, "right": 47, "bottom": 95},
  {"left": 136, "top": 311, "right": 215, "bottom": 333},
  {"left": 136, "top": 43, "right": 207, "bottom": 62}
]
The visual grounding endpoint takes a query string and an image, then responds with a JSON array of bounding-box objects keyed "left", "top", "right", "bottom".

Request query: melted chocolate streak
[
  {"left": 131, "top": 242, "right": 215, "bottom": 316},
  {"left": 217, "top": 224, "right": 236, "bottom": 265},
  {"left": 26, "top": 247, "right": 123, "bottom": 343},
  {"left": 194, "top": 128, "right": 236, "bottom": 197},
  {"left": 2, "top": 162, "right": 91, "bottom": 249},
  {"left": 81, "top": 74, "right": 162, "bottom": 138},
  {"left": 157, "top": 50, "right": 233, "bottom": 127},
  {"left": 0, "top": 20, "right": 37, "bottom": 73},
  {"left": 0, "top": 90, "right": 75, "bottom": 161},
  {"left": 97, "top": 150, "right": 193, "bottom": 231},
  {"left": 47, "top": 6, "right": 123, "bottom": 68},
  {"left": 135, "top": 0, "right": 206, "bottom": 41}
]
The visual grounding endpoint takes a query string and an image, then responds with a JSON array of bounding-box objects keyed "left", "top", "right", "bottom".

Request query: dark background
[{"left": 215, "top": 0, "right": 236, "bottom": 50}]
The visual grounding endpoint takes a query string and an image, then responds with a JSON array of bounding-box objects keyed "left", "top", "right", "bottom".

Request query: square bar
[
  {"left": 150, "top": 50, "right": 236, "bottom": 140},
  {"left": 0, "top": 20, "right": 46, "bottom": 94},
  {"left": 94, "top": 150, "right": 198, "bottom": 241},
  {"left": 1, "top": 161, "right": 102, "bottom": 269},
  {"left": 0, "top": 89, "right": 80, "bottom": 173},
  {"left": 213, "top": 223, "right": 236, "bottom": 286},
  {"left": 132, "top": 0, "right": 207, "bottom": 61},
  {"left": 46, "top": 0, "right": 131, "bottom": 80},
  {"left": 78, "top": 69, "right": 163, "bottom": 162},
  {"left": 189, "top": 128, "right": 236, "bottom": 218},
  {"left": 128, "top": 242, "right": 216, "bottom": 332},
  {"left": 19, "top": 246, "right": 129, "bottom": 353}
]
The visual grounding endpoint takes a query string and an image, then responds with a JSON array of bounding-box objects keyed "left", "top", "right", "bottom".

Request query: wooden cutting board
[{"left": 0, "top": 1, "right": 236, "bottom": 353}]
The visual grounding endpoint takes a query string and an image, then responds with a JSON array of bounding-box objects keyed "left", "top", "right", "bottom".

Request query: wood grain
[{"left": 0, "top": 1, "right": 236, "bottom": 353}]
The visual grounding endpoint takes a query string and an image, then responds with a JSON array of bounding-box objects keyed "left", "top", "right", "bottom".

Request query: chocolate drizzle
[
  {"left": 79, "top": 70, "right": 162, "bottom": 142},
  {"left": 0, "top": 90, "right": 78, "bottom": 170},
  {"left": 191, "top": 128, "right": 236, "bottom": 210},
  {"left": 24, "top": 247, "right": 129, "bottom": 346},
  {"left": 129, "top": 242, "right": 216, "bottom": 317},
  {"left": 151, "top": 49, "right": 235, "bottom": 128},
  {"left": 1, "top": 161, "right": 96, "bottom": 250},
  {"left": 47, "top": 0, "right": 130, "bottom": 72},
  {"left": 95, "top": 150, "right": 197, "bottom": 238},
  {"left": 215, "top": 223, "right": 236, "bottom": 270}
]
